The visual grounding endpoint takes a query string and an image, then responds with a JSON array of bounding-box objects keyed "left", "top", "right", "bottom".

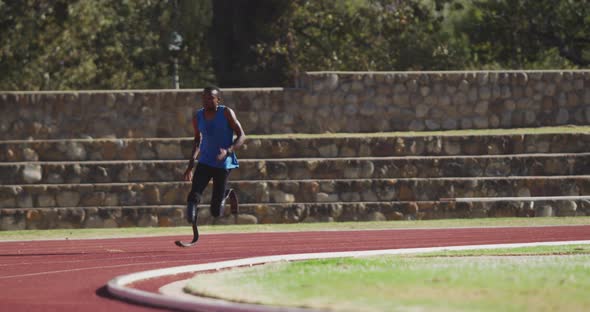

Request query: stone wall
[
  {"left": 1, "top": 70, "right": 589, "bottom": 140},
  {"left": 2, "top": 200, "right": 589, "bottom": 230},
  {"left": 300, "top": 71, "right": 590, "bottom": 132}
]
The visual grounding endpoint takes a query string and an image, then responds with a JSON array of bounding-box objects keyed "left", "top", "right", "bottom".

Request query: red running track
[{"left": 1, "top": 225, "right": 589, "bottom": 311}]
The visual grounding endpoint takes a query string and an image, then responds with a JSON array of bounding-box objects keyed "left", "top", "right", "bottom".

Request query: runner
[{"left": 175, "top": 86, "right": 246, "bottom": 247}]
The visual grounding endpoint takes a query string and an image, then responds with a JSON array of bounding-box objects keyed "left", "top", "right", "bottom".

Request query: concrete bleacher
[{"left": 1, "top": 71, "right": 589, "bottom": 229}]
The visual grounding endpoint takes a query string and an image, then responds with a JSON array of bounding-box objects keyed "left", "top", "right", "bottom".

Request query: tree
[
  {"left": 0, "top": 0, "right": 215, "bottom": 90},
  {"left": 456, "top": 0, "right": 589, "bottom": 68},
  {"left": 251, "top": 0, "right": 469, "bottom": 85},
  {"left": 208, "top": 0, "right": 289, "bottom": 87}
]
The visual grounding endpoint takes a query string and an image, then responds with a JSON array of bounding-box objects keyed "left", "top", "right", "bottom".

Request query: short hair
[{"left": 203, "top": 86, "right": 221, "bottom": 96}]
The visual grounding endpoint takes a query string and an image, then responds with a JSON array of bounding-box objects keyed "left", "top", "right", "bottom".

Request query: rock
[
  {"left": 351, "top": 81, "right": 364, "bottom": 92},
  {"left": 318, "top": 144, "right": 338, "bottom": 157},
  {"left": 453, "top": 92, "right": 467, "bottom": 106},
  {"left": 316, "top": 192, "right": 338, "bottom": 202},
  {"left": 341, "top": 192, "right": 361, "bottom": 201},
  {"left": 0, "top": 209, "right": 26, "bottom": 230},
  {"left": 398, "top": 185, "right": 415, "bottom": 201},
  {"left": 23, "top": 148, "right": 39, "bottom": 161},
  {"left": 461, "top": 118, "right": 473, "bottom": 129},
  {"left": 84, "top": 216, "right": 104, "bottom": 228},
  {"left": 424, "top": 119, "right": 441, "bottom": 130},
  {"left": 17, "top": 194, "right": 33, "bottom": 208},
  {"left": 441, "top": 119, "right": 457, "bottom": 130},
  {"left": 393, "top": 94, "right": 410, "bottom": 106},
  {"left": 22, "top": 164, "right": 42, "bottom": 183},
  {"left": 479, "top": 87, "right": 491, "bottom": 100},
  {"left": 325, "top": 74, "right": 339, "bottom": 90},
  {"left": 270, "top": 190, "right": 295, "bottom": 203},
  {"left": 439, "top": 95, "right": 451, "bottom": 106},
  {"left": 488, "top": 114, "right": 500, "bottom": 128},
  {"left": 37, "top": 195, "right": 56, "bottom": 207},
  {"left": 57, "top": 192, "right": 80, "bottom": 207},
  {"left": 524, "top": 111, "right": 536, "bottom": 125},
  {"left": 302, "top": 216, "right": 320, "bottom": 223},
  {"left": 320, "top": 181, "right": 336, "bottom": 193},
  {"left": 555, "top": 109, "right": 569, "bottom": 124},
  {"left": 567, "top": 93, "right": 579, "bottom": 106},
  {"left": 472, "top": 116, "right": 488, "bottom": 129},
  {"left": 236, "top": 214, "right": 258, "bottom": 224},
  {"left": 137, "top": 214, "right": 158, "bottom": 227},
  {"left": 366, "top": 212, "right": 386, "bottom": 222},
  {"left": 404, "top": 202, "right": 419, "bottom": 214},
  {"left": 389, "top": 211, "right": 404, "bottom": 220},
  {"left": 102, "top": 218, "right": 118, "bottom": 228},
  {"left": 360, "top": 102, "right": 377, "bottom": 116},
  {"left": 156, "top": 143, "right": 182, "bottom": 159},
  {"left": 415, "top": 104, "right": 429, "bottom": 118},
  {"left": 474, "top": 101, "right": 489, "bottom": 114},
  {"left": 536, "top": 205, "right": 553, "bottom": 217},
  {"left": 405, "top": 80, "right": 418, "bottom": 92},
  {"left": 47, "top": 173, "right": 64, "bottom": 184},
  {"left": 362, "top": 190, "right": 378, "bottom": 201},
  {"left": 556, "top": 201, "right": 577, "bottom": 217},
  {"left": 66, "top": 142, "right": 87, "bottom": 160},
  {"left": 419, "top": 86, "right": 431, "bottom": 96},
  {"left": 26, "top": 209, "right": 43, "bottom": 227},
  {"left": 443, "top": 141, "right": 461, "bottom": 155},
  {"left": 408, "top": 120, "right": 425, "bottom": 131}
]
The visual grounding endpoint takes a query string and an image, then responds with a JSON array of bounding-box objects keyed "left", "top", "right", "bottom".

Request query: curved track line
[{"left": 109, "top": 240, "right": 590, "bottom": 312}]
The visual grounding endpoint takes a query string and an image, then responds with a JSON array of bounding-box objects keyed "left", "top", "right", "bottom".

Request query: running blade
[{"left": 174, "top": 239, "right": 197, "bottom": 247}]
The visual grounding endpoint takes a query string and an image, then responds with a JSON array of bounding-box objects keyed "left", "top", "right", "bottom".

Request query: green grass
[
  {"left": 1, "top": 217, "right": 589, "bottom": 241},
  {"left": 414, "top": 244, "right": 590, "bottom": 257},
  {"left": 251, "top": 125, "right": 590, "bottom": 139},
  {"left": 185, "top": 244, "right": 590, "bottom": 312}
]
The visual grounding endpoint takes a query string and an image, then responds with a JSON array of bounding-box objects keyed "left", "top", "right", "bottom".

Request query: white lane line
[
  {"left": 107, "top": 240, "right": 590, "bottom": 312},
  {"left": 0, "top": 259, "right": 204, "bottom": 280}
]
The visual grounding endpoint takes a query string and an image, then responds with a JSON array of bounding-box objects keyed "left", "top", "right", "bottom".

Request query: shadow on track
[{"left": 95, "top": 285, "right": 171, "bottom": 311}]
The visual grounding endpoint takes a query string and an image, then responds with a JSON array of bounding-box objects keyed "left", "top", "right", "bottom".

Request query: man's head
[{"left": 202, "top": 86, "right": 221, "bottom": 110}]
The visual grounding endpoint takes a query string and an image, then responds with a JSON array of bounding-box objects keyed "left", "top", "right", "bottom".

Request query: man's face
[{"left": 202, "top": 90, "right": 220, "bottom": 110}]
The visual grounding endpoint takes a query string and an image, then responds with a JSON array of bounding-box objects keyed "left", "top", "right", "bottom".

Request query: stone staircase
[
  {"left": 1, "top": 132, "right": 590, "bottom": 230},
  {"left": 2, "top": 70, "right": 590, "bottom": 230}
]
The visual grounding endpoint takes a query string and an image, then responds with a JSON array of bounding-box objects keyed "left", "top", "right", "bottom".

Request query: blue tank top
[{"left": 196, "top": 105, "right": 239, "bottom": 169}]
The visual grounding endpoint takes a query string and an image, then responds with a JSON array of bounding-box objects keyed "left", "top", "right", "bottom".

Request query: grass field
[
  {"left": 185, "top": 244, "right": 590, "bottom": 312},
  {"left": 1, "top": 217, "right": 590, "bottom": 241}
]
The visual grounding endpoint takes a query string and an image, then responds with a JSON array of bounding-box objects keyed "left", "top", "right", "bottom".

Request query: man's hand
[
  {"left": 216, "top": 147, "right": 231, "bottom": 161},
  {"left": 184, "top": 166, "right": 194, "bottom": 181}
]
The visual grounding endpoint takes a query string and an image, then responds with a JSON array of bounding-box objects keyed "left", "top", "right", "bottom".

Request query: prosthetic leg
[
  {"left": 175, "top": 194, "right": 201, "bottom": 247},
  {"left": 219, "top": 188, "right": 239, "bottom": 224}
]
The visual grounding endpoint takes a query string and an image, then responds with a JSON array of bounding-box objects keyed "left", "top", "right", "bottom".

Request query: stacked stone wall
[
  {"left": 1, "top": 70, "right": 589, "bottom": 140},
  {"left": 301, "top": 71, "right": 590, "bottom": 132}
]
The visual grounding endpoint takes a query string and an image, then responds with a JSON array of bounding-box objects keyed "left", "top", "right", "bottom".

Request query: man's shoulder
[{"left": 221, "top": 105, "right": 235, "bottom": 114}]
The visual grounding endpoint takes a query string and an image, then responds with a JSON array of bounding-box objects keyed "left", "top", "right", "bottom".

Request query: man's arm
[
  {"left": 184, "top": 115, "right": 201, "bottom": 181},
  {"left": 217, "top": 107, "right": 246, "bottom": 160}
]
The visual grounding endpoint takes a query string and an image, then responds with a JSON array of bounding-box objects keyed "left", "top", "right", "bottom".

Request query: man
[{"left": 175, "top": 86, "right": 246, "bottom": 247}]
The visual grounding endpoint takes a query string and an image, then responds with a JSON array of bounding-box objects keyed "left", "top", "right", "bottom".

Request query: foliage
[
  {"left": 455, "top": 0, "right": 589, "bottom": 69},
  {"left": 0, "top": 0, "right": 587, "bottom": 90},
  {"left": 252, "top": 0, "right": 470, "bottom": 84},
  {"left": 0, "top": 0, "right": 215, "bottom": 90}
]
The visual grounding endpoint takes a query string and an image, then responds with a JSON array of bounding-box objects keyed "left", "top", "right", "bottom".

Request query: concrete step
[
  {"left": 2, "top": 176, "right": 589, "bottom": 209},
  {"left": 2, "top": 132, "right": 590, "bottom": 161},
  {"left": 2, "top": 198, "right": 588, "bottom": 230},
  {"left": 1, "top": 153, "right": 590, "bottom": 184}
]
